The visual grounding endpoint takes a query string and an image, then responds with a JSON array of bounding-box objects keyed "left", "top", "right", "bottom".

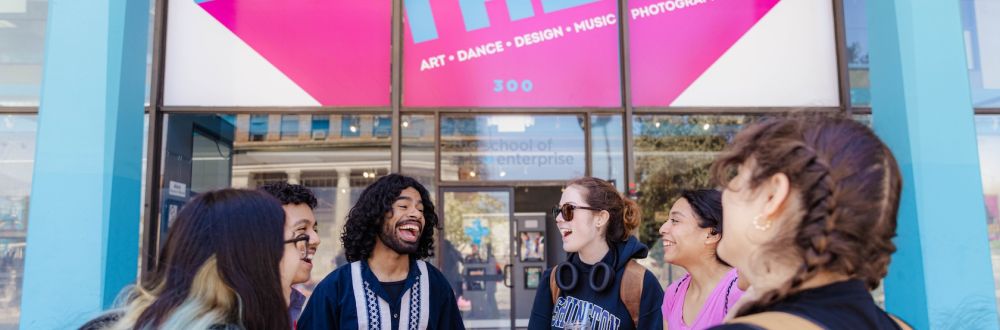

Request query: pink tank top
[{"left": 661, "top": 268, "right": 744, "bottom": 330}]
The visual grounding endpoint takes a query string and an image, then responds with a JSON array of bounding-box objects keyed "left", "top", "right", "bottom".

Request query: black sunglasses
[
  {"left": 284, "top": 234, "right": 310, "bottom": 259},
  {"left": 551, "top": 204, "right": 602, "bottom": 221}
]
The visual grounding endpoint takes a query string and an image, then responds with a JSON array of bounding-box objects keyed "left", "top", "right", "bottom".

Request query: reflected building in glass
[{"left": 6, "top": 0, "right": 1000, "bottom": 328}]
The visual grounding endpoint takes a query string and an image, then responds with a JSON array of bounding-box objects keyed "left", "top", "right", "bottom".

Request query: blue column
[
  {"left": 19, "top": 0, "right": 149, "bottom": 328},
  {"left": 869, "top": 1, "right": 1000, "bottom": 329}
]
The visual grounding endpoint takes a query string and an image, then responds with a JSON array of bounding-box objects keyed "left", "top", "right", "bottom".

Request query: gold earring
[{"left": 752, "top": 214, "right": 772, "bottom": 231}]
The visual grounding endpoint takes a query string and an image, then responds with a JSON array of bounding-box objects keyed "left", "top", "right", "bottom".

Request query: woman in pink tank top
[{"left": 659, "top": 190, "right": 744, "bottom": 330}]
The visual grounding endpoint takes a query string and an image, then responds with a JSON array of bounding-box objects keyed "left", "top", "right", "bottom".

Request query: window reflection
[
  {"left": 160, "top": 113, "right": 391, "bottom": 299},
  {"left": 0, "top": 1, "right": 47, "bottom": 106},
  {"left": 846, "top": 0, "right": 1000, "bottom": 108},
  {"left": 975, "top": 115, "right": 1000, "bottom": 315},
  {"left": 0, "top": 115, "right": 37, "bottom": 327},
  {"left": 962, "top": 0, "right": 1000, "bottom": 108},
  {"left": 402, "top": 114, "right": 436, "bottom": 201},
  {"left": 632, "top": 114, "right": 754, "bottom": 288},
  {"left": 441, "top": 115, "right": 585, "bottom": 182},
  {"left": 592, "top": 114, "right": 625, "bottom": 192}
]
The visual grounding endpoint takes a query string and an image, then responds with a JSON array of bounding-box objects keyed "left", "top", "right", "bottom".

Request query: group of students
[{"left": 78, "top": 116, "right": 913, "bottom": 329}]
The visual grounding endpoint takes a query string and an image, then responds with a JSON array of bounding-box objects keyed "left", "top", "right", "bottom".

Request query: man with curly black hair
[
  {"left": 258, "top": 182, "right": 321, "bottom": 324},
  {"left": 298, "top": 174, "right": 464, "bottom": 330}
]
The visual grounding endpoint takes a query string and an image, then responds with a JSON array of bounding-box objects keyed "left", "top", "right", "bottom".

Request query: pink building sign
[
  {"left": 403, "top": 0, "right": 622, "bottom": 107},
  {"left": 197, "top": 0, "right": 391, "bottom": 106},
  {"left": 628, "top": 0, "right": 781, "bottom": 106}
]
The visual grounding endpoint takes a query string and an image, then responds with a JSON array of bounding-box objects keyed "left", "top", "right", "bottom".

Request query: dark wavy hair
[
  {"left": 680, "top": 189, "right": 723, "bottom": 235},
  {"left": 137, "top": 189, "right": 290, "bottom": 329},
  {"left": 679, "top": 189, "right": 727, "bottom": 266},
  {"left": 258, "top": 182, "right": 318, "bottom": 209},
  {"left": 341, "top": 174, "right": 438, "bottom": 262}
]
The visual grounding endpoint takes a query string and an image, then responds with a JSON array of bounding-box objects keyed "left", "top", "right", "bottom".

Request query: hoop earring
[{"left": 752, "top": 214, "right": 772, "bottom": 231}]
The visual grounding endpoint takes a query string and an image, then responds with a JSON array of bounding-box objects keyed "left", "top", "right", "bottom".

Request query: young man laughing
[
  {"left": 259, "top": 182, "right": 321, "bottom": 324},
  {"left": 297, "top": 174, "right": 464, "bottom": 330}
]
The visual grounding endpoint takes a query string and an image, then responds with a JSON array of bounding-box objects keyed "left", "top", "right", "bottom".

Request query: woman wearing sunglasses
[{"left": 528, "top": 177, "right": 664, "bottom": 330}]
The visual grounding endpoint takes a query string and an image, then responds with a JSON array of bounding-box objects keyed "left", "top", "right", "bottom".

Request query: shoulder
[
  {"left": 637, "top": 268, "right": 663, "bottom": 294},
  {"left": 420, "top": 260, "right": 448, "bottom": 280},
  {"left": 78, "top": 311, "right": 124, "bottom": 330},
  {"left": 707, "top": 324, "right": 764, "bottom": 330},
  {"left": 313, "top": 262, "right": 357, "bottom": 294},
  {"left": 420, "top": 261, "right": 456, "bottom": 291}
]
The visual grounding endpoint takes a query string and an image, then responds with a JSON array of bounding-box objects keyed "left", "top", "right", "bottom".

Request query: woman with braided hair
[{"left": 706, "top": 116, "right": 912, "bottom": 329}]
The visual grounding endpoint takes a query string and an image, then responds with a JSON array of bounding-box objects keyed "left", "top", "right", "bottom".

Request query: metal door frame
[{"left": 438, "top": 186, "right": 516, "bottom": 330}]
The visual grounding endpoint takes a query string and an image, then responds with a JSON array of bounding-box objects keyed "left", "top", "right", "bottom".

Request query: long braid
[
  {"left": 735, "top": 140, "right": 842, "bottom": 316},
  {"left": 711, "top": 116, "right": 903, "bottom": 320}
]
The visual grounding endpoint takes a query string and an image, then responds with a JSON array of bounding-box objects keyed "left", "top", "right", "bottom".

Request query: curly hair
[
  {"left": 710, "top": 115, "right": 902, "bottom": 317},
  {"left": 341, "top": 174, "right": 438, "bottom": 262},
  {"left": 257, "top": 182, "right": 318, "bottom": 209}
]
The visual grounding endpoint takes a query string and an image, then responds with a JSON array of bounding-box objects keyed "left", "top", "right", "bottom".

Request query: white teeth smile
[
  {"left": 399, "top": 224, "right": 420, "bottom": 231},
  {"left": 664, "top": 240, "right": 676, "bottom": 246}
]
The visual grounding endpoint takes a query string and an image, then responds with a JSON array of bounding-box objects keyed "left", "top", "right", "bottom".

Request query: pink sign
[
  {"left": 403, "top": 0, "right": 621, "bottom": 107},
  {"left": 628, "top": 0, "right": 780, "bottom": 106},
  {"left": 197, "top": 0, "right": 391, "bottom": 106}
]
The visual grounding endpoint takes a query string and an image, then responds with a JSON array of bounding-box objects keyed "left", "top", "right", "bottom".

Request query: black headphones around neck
[{"left": 553, "top": 246, "right": 620, "bottom": 293}]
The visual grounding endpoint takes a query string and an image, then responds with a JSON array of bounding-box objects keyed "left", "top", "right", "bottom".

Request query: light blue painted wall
[
  {"left": 869, "top": 0, "right": 1000, "bottom": 329},
  {"left": 19, "top": 0, "right": 149, "bottom": 328}
]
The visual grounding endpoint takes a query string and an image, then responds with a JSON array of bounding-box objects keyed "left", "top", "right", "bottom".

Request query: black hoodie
[{"left": 528, "top": 236, "right": 664, "bottom": 330}]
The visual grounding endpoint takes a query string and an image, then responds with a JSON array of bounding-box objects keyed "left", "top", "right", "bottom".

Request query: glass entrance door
[{"left": 440, "top": 188, "right": 514, "bottom": 329}]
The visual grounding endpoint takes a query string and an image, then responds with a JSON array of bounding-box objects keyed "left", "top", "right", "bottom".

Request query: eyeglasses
[
  {"left": 284, "top": 234, "right": 310, "bottom": 260},
  {"left": 551, "top": 204, "right": 602, "bottom": 222}
]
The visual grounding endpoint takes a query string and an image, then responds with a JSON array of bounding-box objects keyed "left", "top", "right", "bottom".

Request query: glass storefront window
[
  {"left": 341, "top": 115, "right": 361, "bottom": 138},
  {"left": 962, "top": 0, "right": 1000, "bottom": 108},
  {"left": 160, "top": 113, "right": 391, "bottom": 297},
  {"left": 632, "top": 114, "right": 754, "bottom": 288},
  {"left": 248, "top": 114, "right": 268, "bottom": 141},
  {"left": 847, "top": 0, "right": 1000, "bottom": 108},
  {"left": 844, "top": 0, "right": 870, "bottom": 107},
  {"left": 164, "top": 0, "right": 391, "bottom": 107},
  {"left": 591, "top": 114, "right": 625, "bottom": 192},
  {"left": 402, "top": 0, "right": 621, "bottom": 108},
  {"left": 0, "top": 114, "right": 36, "bottom": 327},
  {"left": 0, "top": 0, "right": 154, "bottom": 107},
  {"left": 976, "top": 115, "right": 1000, "bottom": 315},
  {"left": 402, "top": 114, "right": 436, "bottom": 201},
  {"left": 441, "top": 189, "right": 513, "bottom": 328},
  {"left": 0, "top": 1, "right": 47, "bottom": 106},
  {"left": 280, "top": 114, "right": 299, "bottom": 140},
  {"left": 310, "top": 115, "right": 330, "bottom": 139},
  {"left": 628, "top": 0, "right": 839, "bottom": 107},
  {"left": 441, "top": 114, "right": 585, "bottom": 182}
]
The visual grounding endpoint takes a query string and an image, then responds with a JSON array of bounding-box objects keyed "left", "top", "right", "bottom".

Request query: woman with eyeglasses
[
  {"left": 660, "top": 190, "right": 744, "bottom": 330},
  {"left": 528, "top": 177, "right": 664, "bottom": 330},
  {"left": 80, "top": 189, "right": 298, "bottom": 330}
]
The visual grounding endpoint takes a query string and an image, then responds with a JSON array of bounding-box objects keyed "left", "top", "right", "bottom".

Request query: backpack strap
[
  {"left": 888, "top": 314, "right": 913, "bottom": 330},
  {"left": 549, "top": 268, "right": 560, "bottom": 305},
  {"left": 549, "top": 260, "right": 647, "bottom": 327},
  {"left": 727, "top": 312, "right": 823, "bottom": 330},
  {"left": 620, "top": 260, "right": 645, "bottom": 327}
]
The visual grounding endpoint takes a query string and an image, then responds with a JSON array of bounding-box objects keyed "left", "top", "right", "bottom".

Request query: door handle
[{"left": 503, "top": 264, "right": 513, "bottom": 288}]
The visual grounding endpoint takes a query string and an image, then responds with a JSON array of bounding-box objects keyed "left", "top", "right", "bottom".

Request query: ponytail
[{"left": 621, "top": 198, "right": 641, "bottom": 239}]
